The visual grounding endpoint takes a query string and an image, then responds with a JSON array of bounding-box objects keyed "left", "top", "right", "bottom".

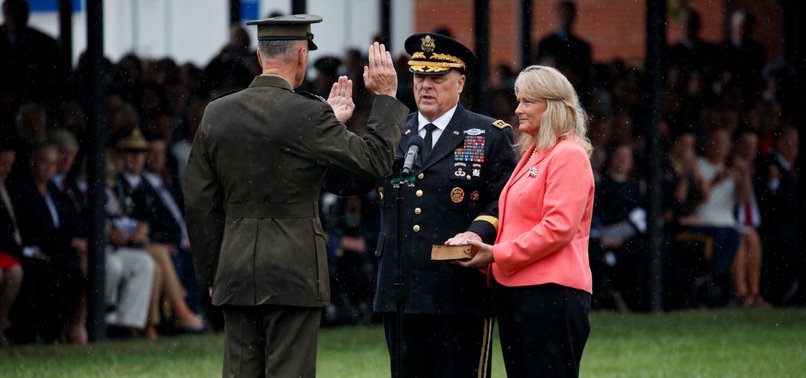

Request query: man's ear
[
  {"left": 457, "top": 74, "right": 466, "bottom": 94},
  {"left": 295, "top": 46, "right": 308, "bottom": 85},
  {"left": 256, "top": 50, "right": 263, "bottom": 67}
]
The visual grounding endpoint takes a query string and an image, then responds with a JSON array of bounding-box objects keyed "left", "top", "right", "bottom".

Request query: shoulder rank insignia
[
  {"left": 492, "top": 120, "right": 512, "bottom": 129},
  {"left": 299, "top": 91, "right": 327, "bottom": 103}
]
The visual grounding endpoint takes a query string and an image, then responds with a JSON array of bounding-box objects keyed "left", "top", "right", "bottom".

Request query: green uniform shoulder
[
  {"left": 492, "top": 119, "right": 512, "bottom": 130},
  {"left": 297, "top": 91, "right": 328, "bottom": 103},
  {"left": 210, "top": 88, "right": 242, "bottom": 102}
]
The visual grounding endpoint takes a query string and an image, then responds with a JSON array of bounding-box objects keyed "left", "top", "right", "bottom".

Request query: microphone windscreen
[{"left": 408, "top": 137, "right": 424, "bottom": 152}]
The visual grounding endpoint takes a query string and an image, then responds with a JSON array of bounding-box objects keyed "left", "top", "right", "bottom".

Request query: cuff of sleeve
[{"left": 468, "top": 216, "right": 499, "bottom": 244}]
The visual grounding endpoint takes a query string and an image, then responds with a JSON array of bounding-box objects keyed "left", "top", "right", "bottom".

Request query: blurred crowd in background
[{"left": 0, "top": 0, "right": 803, "bottom": 347}]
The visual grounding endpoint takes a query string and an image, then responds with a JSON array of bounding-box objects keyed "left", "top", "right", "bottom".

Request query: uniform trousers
[
  {"left": 494, "top": 281, "right": 591, "bottom": 378},
  {"left": 382, "top": 312, "right": 494, "bottom": 378},
  {"left": 222, "top": 304, "right": 320, "bottom": 378}
]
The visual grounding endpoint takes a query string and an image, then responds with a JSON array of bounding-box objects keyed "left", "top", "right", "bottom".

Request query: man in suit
[
  {"left": 717, "top": 10, "right": 766, "bottom": 101},
  {"left": 756, "top": 126, "right": 801, "bottom": 305},
  {"left": 184, "top": 14, "right": 407, "bottom": 377},
  {"left": 141, "top": 135, "right": 201, "bottom": 315},
  {"left": 327, "top": 33, "right": 517, "bottom": 377},
  {"left": 534, "top": 1, "right": 592, "bottom": 105},
  {"left": 0, "top": 0, "right": 68, "bottom": 124},
  {"left": 667, "top": 8, "right": 717, "bottom": 81}
]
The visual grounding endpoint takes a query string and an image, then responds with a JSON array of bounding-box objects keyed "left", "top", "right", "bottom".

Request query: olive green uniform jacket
[{"left": 184, "top": 75, "right": 407, "bottom": 308}]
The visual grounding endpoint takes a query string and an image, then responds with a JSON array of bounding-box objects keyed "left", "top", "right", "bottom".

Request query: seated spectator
[
  {"left": 0, "top": 142, "right": 23, "bottom": 346},
  {"left": 143, "top": 135, "right": 203, "bottom": 316},
  {"left": 48, "top": 130, "right": 87, "bottom": 218},
  {"left": 686, "top": 127, "right": 745, "bottom": 304},
  {"left": 591, "top": 143, "right": 648, "bottom": 311},
  {"left": 10, "top": 103, "right": 48, "bottom": 181},
  {"left": 322, "top": 193, "right": 380, "bottom": 325},
  {"left": 101, "top": 152, "right": 155, "bottom": 338},
  {"left": 731, "top": 128, "right": 766, "bottom": 307},
  {"left": 8, "top": 142, "right": 86, "bottom": 344},
  {"left": 663, "top": 131, "right": 706, "bottom": 228},
  {"left": 114, "top": 129, "right": 203, "bottom": 335}
]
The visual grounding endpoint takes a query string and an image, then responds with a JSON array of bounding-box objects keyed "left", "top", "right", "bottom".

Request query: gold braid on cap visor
[{"left": 408, "top": 52, "right": 466, "bottom": 72}]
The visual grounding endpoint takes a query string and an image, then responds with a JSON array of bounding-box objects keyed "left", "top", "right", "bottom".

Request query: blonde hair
[{"left": 514, "top": 65, "right": 592, "bottom": 156}]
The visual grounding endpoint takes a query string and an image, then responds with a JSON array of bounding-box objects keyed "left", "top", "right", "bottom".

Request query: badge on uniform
[
  {"left": 472, "top": 163, "right": 482, "bottom": 177},
  {"left": 450, "top": 187, "right": 465, "bottom": 203},
  {"left": 454, "top": 162, "right": 467, "bottom": 177},
  {"left": 470, "top": 190, "right": 480, "bottom": 201}
]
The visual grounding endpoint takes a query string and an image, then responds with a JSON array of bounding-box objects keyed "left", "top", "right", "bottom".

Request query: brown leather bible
[{"left": 430, "top": 244, "right": 473, "bottom": 261}]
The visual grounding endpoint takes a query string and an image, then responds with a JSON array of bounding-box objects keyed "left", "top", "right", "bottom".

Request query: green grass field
[{"left": 1, "top": 308, "right": 804, "bottom": 377}]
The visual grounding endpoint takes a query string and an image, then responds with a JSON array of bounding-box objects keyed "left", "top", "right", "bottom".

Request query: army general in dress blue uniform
[{"left": 327, "top": 33, "right": 517, "bottom": 377}]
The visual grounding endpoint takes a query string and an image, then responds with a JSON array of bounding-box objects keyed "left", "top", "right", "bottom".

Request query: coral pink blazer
[{"left": 491, "top": 139, "right": 594, "bottom": 294}]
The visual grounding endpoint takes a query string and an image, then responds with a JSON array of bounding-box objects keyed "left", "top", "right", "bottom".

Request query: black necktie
[{"left": 423, "top": 123, "right": 436, "bottom": 160}]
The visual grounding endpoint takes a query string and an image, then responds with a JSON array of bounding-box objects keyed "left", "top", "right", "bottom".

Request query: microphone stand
[{"left": 391, "top": 173, "right": 415, "bottom": 378}]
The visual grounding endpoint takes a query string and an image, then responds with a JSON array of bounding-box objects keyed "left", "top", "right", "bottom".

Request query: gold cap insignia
[{"left": 421, "top": 35, "right": 435, "bottom": 53}]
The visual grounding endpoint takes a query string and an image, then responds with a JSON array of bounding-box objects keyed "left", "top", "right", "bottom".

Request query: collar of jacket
[
  {"left": 398, "top": 104, "right": 470, "bottom": 172},
  {"left": 250, "top": 75, "right": 294, "bottom": 91}
]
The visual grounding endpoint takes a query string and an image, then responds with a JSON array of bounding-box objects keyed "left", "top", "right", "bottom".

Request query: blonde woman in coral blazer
[{"left": 449, "top": 65, "right": 594, "bottom": 377}]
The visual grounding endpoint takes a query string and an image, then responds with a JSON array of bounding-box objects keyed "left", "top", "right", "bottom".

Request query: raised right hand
[{"left": 363, "top": 42, "right": 398, "bottom": 97}]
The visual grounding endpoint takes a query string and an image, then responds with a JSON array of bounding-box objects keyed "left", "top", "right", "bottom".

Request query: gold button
[
  {"left": 416, "top": 190, "right": 423, "bottom": 197},
  {"left": 466, "top": 175, "right": 472, "bottom": 180},
  {"left": 413, "top": 225, "right": 421, "bottom": 232},
  {"left": 417, "top": 173, "right": 425, "bottom": 180},
  {"left": 414, "top": 208, "right": 422, "bottom": 215}
]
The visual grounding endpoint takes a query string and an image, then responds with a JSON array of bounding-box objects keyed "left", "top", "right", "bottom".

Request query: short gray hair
[{"left": 258, "top": 40, "right": 306, "bottom": 63}]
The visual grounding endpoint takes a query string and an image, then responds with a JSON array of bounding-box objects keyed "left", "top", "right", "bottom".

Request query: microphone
[{"left": 400, "top": 138, "right": 423, "bottom": 179}]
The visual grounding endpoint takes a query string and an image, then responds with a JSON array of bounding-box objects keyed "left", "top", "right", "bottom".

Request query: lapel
[
  {"left": 421, "top": 105, "right": 468, "bottom": 170},
  {"left": 499, "top": 143, "right": 554, "bottom": 219},
  {"left": 512, "top": 143, "right": 556, "bottom": 186},
  {"left": 399, "top": 116, "right": 420, "bottom": 159}
]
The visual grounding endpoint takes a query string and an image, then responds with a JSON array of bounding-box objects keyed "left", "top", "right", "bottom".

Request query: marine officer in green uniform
[
  {"left": 184, "top": 14, "right": 407, "bottom": 378},
  {"left": 327, "top": 33, "right": 517, "bottom": 377}
]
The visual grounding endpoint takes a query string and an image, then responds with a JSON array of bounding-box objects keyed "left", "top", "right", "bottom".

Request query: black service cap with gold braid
[
  {"left": 246, "top": 14, "right": 322, "bottom": 51},
  {"left": 405, "top": 33, "right": 477, "bottom": 75}
]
